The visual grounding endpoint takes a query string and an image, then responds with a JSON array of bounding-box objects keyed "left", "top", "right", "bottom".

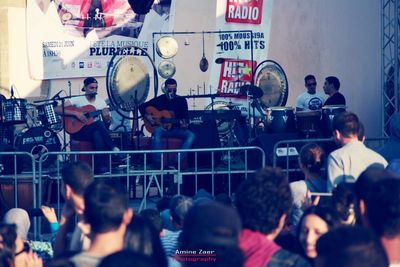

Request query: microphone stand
[{"left": 36, "top": 93, "right": 90, "bottom": 161}]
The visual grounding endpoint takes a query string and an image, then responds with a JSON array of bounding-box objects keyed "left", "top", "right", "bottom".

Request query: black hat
[
  {"left": 180, "top": 201, "right": 242, "bottom": 247},
  {"left": 82, "top": 77, "right": 98, "bottom": 91}
]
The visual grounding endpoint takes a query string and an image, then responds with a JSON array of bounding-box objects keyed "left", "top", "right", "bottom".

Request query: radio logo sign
[{"left": 225, "top": 0, "right": 263, "bottom": 25}]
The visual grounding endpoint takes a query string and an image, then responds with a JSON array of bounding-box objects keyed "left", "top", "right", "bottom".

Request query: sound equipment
[
  {"left": 110, "top": 132, "right": 134, "bottom": 151},
  {"left": 247, "top": 133, "right": 298, "bottom": 169},
  {"left": 188, "top": 120, "right": 221, "bottom": 167}
]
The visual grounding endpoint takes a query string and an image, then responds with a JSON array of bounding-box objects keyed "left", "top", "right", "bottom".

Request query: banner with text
[
  {"left": 26, "top": 0, "right": 174, "bottom": 79},
  {"left": 209, "top": 0, "right": 273, "bottom": 115}
]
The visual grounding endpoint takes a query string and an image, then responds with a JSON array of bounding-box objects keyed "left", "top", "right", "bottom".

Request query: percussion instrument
[
  {"left": 321, "top": 105, "right": 346, "bottom": 136},
  {"left": 296, "top": 110, "right": 322, "bottom": 138},
  {"left": 156, "top": 36, "right": 178, "bottom": 59},
  {"left": 14, "top": 126, "right": 61, "bottom": 167},
  {"left": 158, "top": 60, "right": 176, "bottom": 79},
  {"left": 205, "top": 101, "right": 234, "bottom": 138},
  {"left": 265, "top": 107, "right": 296, "bottom": 133},
  {"left": 36, "top": 103, "right": 60, "bottom": 126},
  {"left": 254, "top": 60, "right": 289, "bottom": 108},
  {"left": 3, "top": 99, "right": 27, "bottom": 124}
]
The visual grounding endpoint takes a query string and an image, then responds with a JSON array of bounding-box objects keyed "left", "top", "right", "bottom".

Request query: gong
[{"left": 253, "top": 60, "right": 289, "bottom": 108}]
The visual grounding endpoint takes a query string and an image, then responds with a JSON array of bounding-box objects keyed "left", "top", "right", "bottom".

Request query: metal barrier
[
  {"left": 36, "top": 146, "right": 265, "bottom": 236},
  {"left": 0, "top": 151, "right": 37, "bottom": 237}
]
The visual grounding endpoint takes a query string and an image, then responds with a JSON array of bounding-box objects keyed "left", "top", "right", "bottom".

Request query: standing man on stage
[
  {"left": 296, "top": 74, "right": 325, "bottom": 111},
  {"left": 323, "top": 76, "right": 346, "bottom": 106},
  {"left": 55, "top": 77, "right": 122, "bottom": 174},
  {"left": 139, "top": 78, "right": 195, "bottom": 166}
]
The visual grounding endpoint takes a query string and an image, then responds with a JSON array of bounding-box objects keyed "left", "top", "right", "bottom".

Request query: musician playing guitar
[
  {"left": 139, "top": 78, "right": 195, "bottom": 167},
  {"left": 54, "top": 77, "right": 122, "bottom": 174}
]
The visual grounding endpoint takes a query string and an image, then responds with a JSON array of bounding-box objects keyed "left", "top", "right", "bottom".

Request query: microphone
[
  {"left": 10, "top": 84, "right": 14, "bottom": 98},
  {"left": 52, "top": 90, "right": 63, "bottom": 100}
]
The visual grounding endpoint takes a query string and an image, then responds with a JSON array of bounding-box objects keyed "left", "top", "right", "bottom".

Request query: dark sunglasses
[
  {"left": 307, "top": 82, "right": 317, "bottom": 86},
  {"left": 15, "top": 242, "right": 30, "bottom": 256}
]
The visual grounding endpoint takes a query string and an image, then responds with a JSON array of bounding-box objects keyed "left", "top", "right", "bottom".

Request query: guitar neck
[{"left": 86, "top": 107, "right": 114, "bottom": 118}]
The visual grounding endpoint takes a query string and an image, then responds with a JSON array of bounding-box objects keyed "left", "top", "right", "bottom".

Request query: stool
[{"left": 70, "top": 139, "right": 94, "bottom": 166}]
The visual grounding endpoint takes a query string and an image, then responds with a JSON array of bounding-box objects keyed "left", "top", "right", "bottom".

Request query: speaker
[
  {"left": 110, "top": 132, "right": 134, "bottom": 150},
  {"left": 188, "top": 120, "right": 221, "bottom": 167},
  {"left": 248, "top": 133, "right": 299, "bottom": 169}
]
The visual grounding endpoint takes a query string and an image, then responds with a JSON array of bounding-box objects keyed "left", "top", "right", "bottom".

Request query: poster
[
  {"left": 209, "top": 0, "right": 273, "bottom": 115},
  {"left": 26, "top": 0, "right": 174, "bottom": 79}
]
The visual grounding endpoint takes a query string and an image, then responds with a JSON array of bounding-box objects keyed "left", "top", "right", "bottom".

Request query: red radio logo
[
  {"left": 217, "top": 58, "right": 257, "bottom": 97},
  {"left": 225, "top": 0, "right": 263, "bottom": 25}
]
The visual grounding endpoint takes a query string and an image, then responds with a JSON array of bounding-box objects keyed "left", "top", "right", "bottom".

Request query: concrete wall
[{"left": 0, "top": 0, "right": 382, "bottom": 137}]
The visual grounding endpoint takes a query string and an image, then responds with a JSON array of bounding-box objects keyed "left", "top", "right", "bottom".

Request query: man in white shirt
[
  {"left": 55, "top": 77, "right": 121, "bottom": 174},
  {"left": 327, "top": 112, "right": 387, "bottom": 191},
  {"left": 296, "top": 75, "right": 325, "bottom": 111}
]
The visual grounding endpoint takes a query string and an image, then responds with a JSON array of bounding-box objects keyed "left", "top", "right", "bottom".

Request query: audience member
[
  {"left": 235, "top": 167, "right": 310, "bottom": 267},
  {"left": 297, "top": 206, "right": 341, "bottom": 263},
  {"left": 315, "top": 226, "right": 388, "bottom": 267},
  {"left": 331, "top": 182, "right": 357, "bottom": 225},
  {"left": 290, "top": 143, "right": 327, "bottom": 228},
  {"left": 139, "top": 209, "right": 163, "bottom": 234},
  {"left": 378, "top": 112, "right": 400, "bottom": 162},
  {"left": 0, "top": 223, "right": 43, "bottom": 267},
  {"left": 98, "top": 251, "right": 157, "bottom": 267},
  {"left": 354, "top": 166, "right": 397, "bottom": 226},
  {"left": 156, "top": 196, "right": 173, "bottom": 231},
  {"left": 124, "top": 215, "right": 167, "bottom": 267},
  {"left": 178, "top": 201, "right": 244, "bottom": 267},
  {"left": 363, "top": 178, "right": 400, "bottom": 265},
  {"left": 3, "top": 208, "right": 53, "bottom": 260},
  {"left": 161, "top": 195, "right": 193, "bottom": 257},
  {"left": 54, "top": 161, "right": 94, "bottom": 255},
  {"left": 70, "top": 180, "right": 132, "bottom": 267},
  {"left": 327, "top": 112, "right": 387, "bottom": 191}
]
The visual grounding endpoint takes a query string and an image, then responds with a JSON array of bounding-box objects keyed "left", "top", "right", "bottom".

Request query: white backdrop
[{"left": 8, "top": 0, "right": 382, "bottom": 137}]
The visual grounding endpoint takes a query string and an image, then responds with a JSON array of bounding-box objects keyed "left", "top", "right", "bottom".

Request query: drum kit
[{"left": 0, "top": 96, "right": 61, "bottom": 170}]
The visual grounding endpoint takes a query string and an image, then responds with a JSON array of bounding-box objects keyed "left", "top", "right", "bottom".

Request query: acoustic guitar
[
  {"left": 143, "top": 106, "right": 183, "bottom": 133},
  {"left": 63, "top": 105, "right": 114, "bottom": 134}
]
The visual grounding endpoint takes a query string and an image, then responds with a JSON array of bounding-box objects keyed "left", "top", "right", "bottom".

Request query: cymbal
[
  {"left": 226, "top": 102, "right": 241, "bottom": 108},
  {"left": 239, "top": 85, "right": 263, "bottom": 98}
]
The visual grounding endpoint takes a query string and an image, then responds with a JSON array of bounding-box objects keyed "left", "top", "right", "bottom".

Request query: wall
[{"left": 0, "top": 0, "right": 382, "bottom": 137}]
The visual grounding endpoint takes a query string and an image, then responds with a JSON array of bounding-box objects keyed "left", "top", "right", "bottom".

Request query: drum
[
  {"left": 321, "top": 105, "right": 346, "bottom": 136},
  {"left": 296, "top": 111, "right": 322, "bottom": 137},
  {"left": 37, "top": 103, "right": 60, "bottom": 126},
  {"left": 266, "top": 107, "right": 296, "bottom": 133},
  {"left": 14, "top": 127, "right": 61, "bottom": 168},
  {"left": 3, "top": 99, "right": 27, "bottom": 124},
  {"left": 205, "top": 101, "right": 235, "bottom": 138}
]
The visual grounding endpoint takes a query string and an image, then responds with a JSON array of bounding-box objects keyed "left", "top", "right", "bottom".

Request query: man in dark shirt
[
  {"left": 323, "top": 76, "right": 346, "bottom": 106},
  {"left": 139, "top": 78, "right": 195, "bottom": 165}
]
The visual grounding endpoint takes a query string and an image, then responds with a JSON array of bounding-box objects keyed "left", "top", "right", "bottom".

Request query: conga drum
[
  {"left": 296, "top": 111, "right": 322, "bottom": 138},
  {"left": 265, "top": 107, "right": 296, "bottom": 133},
  {"left": 321, "top": 105, "right": 346, "bottom": 137}
]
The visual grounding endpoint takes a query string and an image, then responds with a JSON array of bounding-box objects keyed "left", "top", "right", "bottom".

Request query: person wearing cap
[
  {"left": 177, "top": 201, "right": 244, "bottom": 267},
  {"left": 55, "top": 77, "right": 121, "bottom": 173},
  {"left": 139, "top": 78, "right": 195, "bottom": 167}
]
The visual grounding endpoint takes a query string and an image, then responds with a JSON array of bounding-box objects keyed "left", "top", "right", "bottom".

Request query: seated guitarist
[
  {"left": 139, "top": 78, "right": 195, "bottom": 166},
  {"left": 54, "top": 77, "right": 121, "bottom": 174}
]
